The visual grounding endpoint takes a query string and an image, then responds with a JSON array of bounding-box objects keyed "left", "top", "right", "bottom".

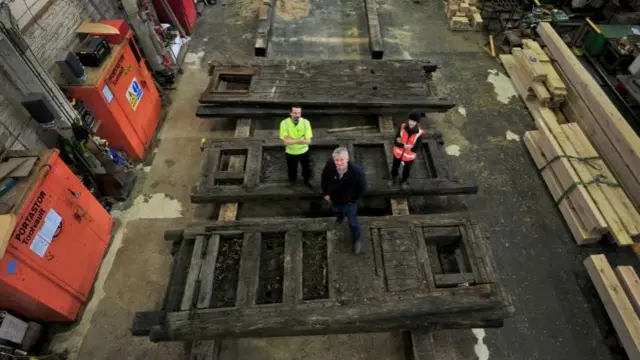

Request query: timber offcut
[
  {"left": 197, "top": 60, "right": 456, "bottom": 117},
  {"left": 191, "top": 133, "right": 478, "bottom": 203},
  {"left": 132, "top": 213, "right": 512, "bottom": 342}
]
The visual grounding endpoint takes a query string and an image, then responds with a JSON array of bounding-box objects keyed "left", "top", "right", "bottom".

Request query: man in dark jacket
[
  {"left": 321, "top": 147, "right": 367, "bottom": 254},
  {"left": 391, "top": 112, "right": 425, "bottom": 187}
]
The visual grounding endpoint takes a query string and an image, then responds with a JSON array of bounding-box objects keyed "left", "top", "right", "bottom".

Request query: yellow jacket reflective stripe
[{"left": 279, "top": 117, "right": 312, "bottom": 155}]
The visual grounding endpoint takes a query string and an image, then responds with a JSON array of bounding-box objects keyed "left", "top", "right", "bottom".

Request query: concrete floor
[{"left": 47, "top": 0, "right": 638, "bottom": 359}]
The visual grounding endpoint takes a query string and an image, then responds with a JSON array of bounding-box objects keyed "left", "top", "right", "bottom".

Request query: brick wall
[{"left": 0, "top": 0, "right": 119, "bottom": 150}]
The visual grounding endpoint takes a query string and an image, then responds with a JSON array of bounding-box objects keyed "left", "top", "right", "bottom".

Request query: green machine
[{"left": 583, "top": 24, "right": 640, "bottom": 57}]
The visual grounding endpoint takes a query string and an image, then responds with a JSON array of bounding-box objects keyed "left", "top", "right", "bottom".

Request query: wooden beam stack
[
  {"left": 511, "top": 39, "right": 567, "bottom": 108},
  {"left": 444, "top": 0, "right": 483, "bottom": 31},
  {"left": 501, "top": 52, "right": 640, "bottom": 247},
  {"left": 536, "top": 22, "right": 640, "bottom": 216},
  {"left": 584, "top": 255, "right": 640, "bottom": 360}
]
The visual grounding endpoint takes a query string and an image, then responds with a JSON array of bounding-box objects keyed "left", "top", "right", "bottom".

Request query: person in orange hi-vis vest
[{"left": 391, "top": 112, "right": 425, "bottom": 187}]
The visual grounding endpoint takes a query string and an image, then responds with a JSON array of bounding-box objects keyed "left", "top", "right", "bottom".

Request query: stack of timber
[
  {"left": 509, "top": 39, "right": 567, "bottom": 108},
  {"left": 584, "top": 254, "right": 640, "bottom": 360},
  {"left": 535, "top": 22, "right": 640, "bottom": 219},
  {"left": 501, "top": 48, "right": 640, "bottom": 247},
  {"left": 444, "top": 0, "right": 483, "bottom": 31}
]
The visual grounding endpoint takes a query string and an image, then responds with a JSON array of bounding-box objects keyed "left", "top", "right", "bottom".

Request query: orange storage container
[
  {"left": 65, "top": 29, "right": 162, "bottom": 161},
  {"left": 0, "top": 150, "right": 114, "bottom": 323}
]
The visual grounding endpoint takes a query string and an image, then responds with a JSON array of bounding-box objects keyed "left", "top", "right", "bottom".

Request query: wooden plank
[
  {"left": 563, "top": 123, "right": 640, "bottom": 242},
  {"left": 538, "top": 119, "right": 630, "bottom": 244},
  {"left": 523, "top": 130, "right": 598, "bottom": 244},
  {"left": 378, "top": 115, "right": 395, "bottom": 132},
  {"left": 538, "top": 22, "right": 640, "bottom": 211},
  {"left": 584, "top": 255, "right": 640, "bottom": 360},
  {"left": 200, "top": 149, "right": 221, "bottom": 189},
  {"left": 615, "top": 265, "right": 640, "bottom": 317},
  {"left": 364, "top": 0, "right": 384, "bottom": 59},
  {"left": 164, "top": 239, "right": 195, "bottom": 312},
  {"left": 531, "top": 82, "right": 551, "bottom": 106},
  {"left": 235, "top": 119, "right": 252, "bottom": 137},
  {"left": 244, "top": 145, "right": 262, "bottom": 189},
  {"left": 434, "top": 273, "right": 475, "bottom": 287},
  {"left": 326, "top": 229, "right": 338, "bottom": 300},
  {"left": 196, "top": 234, "right": 220, "bottom": 309},
  {"left": 283, "top": 231, "right": 303, "bottom": 304},
  {"left": 502, "top": 54, "right": 607, "bottom": 236},
  {"left": 181, "top": 236, "right": 206, "bottom": 311},
  {"left": 413, "top": 226, "right": 436, "bottom": 290},
  {"left": 235, "top": 232, "right": 261, "bottom": 307}
]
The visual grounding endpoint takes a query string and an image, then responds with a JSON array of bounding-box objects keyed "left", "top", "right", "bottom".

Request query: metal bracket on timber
[
  {"left": 191, "top": 134, "right": 477, "bottom": 203},
  {"left": 255, "top": 0, "right": 276, "bottom": 56},
  {"left": 364, "top": 0, "right": 383, "bottom": 59},
  {"left": 132, "top": 213, "right": 511, "bottom": 342},
  {"left": 198, "top": 60, "right": 456, "bottom": 115}
]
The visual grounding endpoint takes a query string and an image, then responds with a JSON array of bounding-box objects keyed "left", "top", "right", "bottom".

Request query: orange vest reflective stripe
[{"left": 392, "top": 123, "right": 424, "bottom": 162}]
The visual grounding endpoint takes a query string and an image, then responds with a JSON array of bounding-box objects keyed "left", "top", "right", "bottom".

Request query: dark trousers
[
  {"left": 391, "top": 157, "right": 414, "bottom": 181},
  {"left": 332, "top": 202, "right": 361, "bottom": 241},
  {"left": 286, "top": 151, "right": 312, "bottom": 183}
]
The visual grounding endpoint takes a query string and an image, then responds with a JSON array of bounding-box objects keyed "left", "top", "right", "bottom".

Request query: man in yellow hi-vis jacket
[{"left": 280, "top": 105, "right": 313, "bottom": 188}]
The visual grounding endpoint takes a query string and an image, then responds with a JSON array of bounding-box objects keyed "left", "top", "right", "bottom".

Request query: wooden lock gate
[
  {"left": 192, "top": 133, "right": 478, "bottom": 203},
  {"left": 196, "top": 59, "right": 457, "bottom": 117},
  {"left": 132, "top": 213, "right": 511, "bottom": 342}
]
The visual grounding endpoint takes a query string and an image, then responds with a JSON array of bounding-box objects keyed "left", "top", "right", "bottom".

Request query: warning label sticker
[
  {"left": 28, "top": 209, "right": 62, "bottom": 258},
  {"left": 126, "top": 77, "right": 144, "bottom": 111}
]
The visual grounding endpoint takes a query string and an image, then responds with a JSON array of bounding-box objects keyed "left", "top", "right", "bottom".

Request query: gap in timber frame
[{"left": 210, "top": 67, "right": 255, "bottom": 95}]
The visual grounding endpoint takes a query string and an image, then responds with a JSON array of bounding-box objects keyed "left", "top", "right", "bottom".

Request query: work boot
[
  {"left": 335, "top": 216, "right": 345, "bottom": 226},
  {"left": 353, "top": 240, "right": 363, "bottom": 254},
  {"left": 390, "top": 176, "right": 398, "bottom": 186}
]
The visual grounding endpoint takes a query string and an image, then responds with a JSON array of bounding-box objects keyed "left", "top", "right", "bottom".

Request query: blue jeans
[{"left": 332, "top": 202, "right": 361, "bottom": 241}]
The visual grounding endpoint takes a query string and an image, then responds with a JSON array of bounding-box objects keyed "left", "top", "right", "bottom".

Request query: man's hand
[
  {"left": 404, "top": 144, "right": 412, "bottom": 150},
  {"left": 396, "top": 137, "right": 402, "bottom": 143},
  {"left": 324, "top": 195, "right": 331, "bottom": 202}
]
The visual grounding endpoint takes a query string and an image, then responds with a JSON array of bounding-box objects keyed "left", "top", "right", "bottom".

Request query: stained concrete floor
[{"left": 47, "top": 0, "right": 638, "bottom": 359}]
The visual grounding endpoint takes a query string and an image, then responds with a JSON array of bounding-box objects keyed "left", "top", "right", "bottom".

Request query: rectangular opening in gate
[
  {"left": 256, "top": 232, "right": 286, "bottom": 305},
  {"left": 217, "top": 74, "right": 252, "bottom": 91},
  {"left": 353, "top": 145, "right": 388, "bottom": 179},
  {"left": 302, "top": 231, "right": 329, "bottom": 300},
  {"left": 422, "top": 226, "right": 475, "bottom": 288},
  {"left": 210, "top": 234, "right": 244, "bottom": 308},
  {"left": 217, "top": 149, "right": 248, "bottom": 185},
  {"left": 260, "top": 145, "right": 335, "bottom": 184}
]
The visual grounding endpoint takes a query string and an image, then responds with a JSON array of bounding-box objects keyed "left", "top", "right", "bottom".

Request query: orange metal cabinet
[
  {"left": 66, "top": 30, "right": 162, "bottom": 161},
  {"left": 0, "top": 150, "right": 114, "bottom": 323}
]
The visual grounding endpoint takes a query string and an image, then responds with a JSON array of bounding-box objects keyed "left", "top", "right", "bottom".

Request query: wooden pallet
[
  {"left": 199, "top": 60, "right": 455, "bottom": 113},
  {"left": 132, "top": 213, "right": 510, "bottom": 342},
  {"left": 192, "top": 133, "right": 478, "bottom": 203}
]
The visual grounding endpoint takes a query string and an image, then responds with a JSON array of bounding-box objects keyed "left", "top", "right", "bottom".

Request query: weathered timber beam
[
  {"left": 197, "top": 97, "right": 456, "bottom": 111},
  {"left": 434, "top": 273, "right": 476, "bottom": 287},
  {"left": 364, "top": 0, "right": 384, "bottom": 59},
  {"left": 199, "top": 133, "right": 441, "bottom": 149},
  {"left": 191, "top": 178, "right": 478, "bottom": 203},
  {"left": 196, "top": 105, "right": 417, "bottom": 117},
  {"left": 211, "top": 171, "right": 246, "bottom": 180},
  {"left": 255, "top": 0, "right": 276, "bottom": 56},
  {"left": 173, "top": 212, "right": 473, "bottom": 240},
  {"left": 138, "top": 284, "right": 506, "bottom": 341}
]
